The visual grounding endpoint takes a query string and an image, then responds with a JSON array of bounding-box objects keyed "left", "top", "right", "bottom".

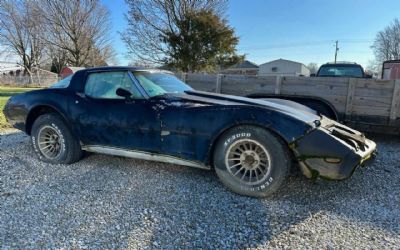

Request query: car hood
[{"left": 168, "top": 90, "right": 321, "bottom": 124}]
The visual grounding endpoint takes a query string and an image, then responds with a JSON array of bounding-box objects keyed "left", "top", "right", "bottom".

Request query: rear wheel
[
  {"left": 213, "top": 126, "right": 290, "bottom": 197},
  {"left": 31, "top": 113, "right": 82, "bottom": 164}
]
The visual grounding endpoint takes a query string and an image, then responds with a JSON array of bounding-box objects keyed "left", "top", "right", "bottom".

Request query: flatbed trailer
[{"left": 180, "top": 73, "right": 400, "bottom": 135}]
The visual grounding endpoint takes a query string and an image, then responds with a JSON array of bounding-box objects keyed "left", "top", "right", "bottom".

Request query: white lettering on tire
[
  {"left": 240, "top": 177, "right": 274, "bottom": 191},
  {"left": 224, "top": 133, "right": 251, "bottom": 147},
  {"left": 32, "top": 122, "right": 66, "bottom": 160},
  {"left": 31, "top": 135, "right": 43, "bottom": 160}
]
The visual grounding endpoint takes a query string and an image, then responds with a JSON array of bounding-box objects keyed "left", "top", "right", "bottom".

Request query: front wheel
[
  {"left": 31, "top": 113, "right": 82, "bottom": 164},
  {"left": 213, "top": 126, "right": 290, "bottom": 197}
]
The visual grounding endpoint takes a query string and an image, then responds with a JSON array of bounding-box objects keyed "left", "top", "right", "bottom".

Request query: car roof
[
  {"left": 77, "top": 66, "right": 148, "bottom": 72},
  {"left": 320, "top": 62, "right": 362, "bottom": 67},
  {"left": 76, "top": 66, "right": 175, "bottom": 74}
]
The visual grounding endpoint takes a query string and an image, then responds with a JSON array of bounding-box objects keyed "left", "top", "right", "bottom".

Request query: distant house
[
  {"left": 0, "top": 63, "right": 59, "bottom": 86},
  {"left": 0, "top": 61, "right": 23, "bottom": 76},
  {"left": 221, "top": 60, "right": 259, "bottom": 75},
  {"left": 33, "top": 68, "right": 58, "bottom": 78},
  {"left": 0, "top": 61, "right": 56, "bottom": 78},
  {"left": 60, "top": 66, "right": 85, "bottom": 79},
  {"left": 259, "top": 59, "right": 310, "bottom": 77}
]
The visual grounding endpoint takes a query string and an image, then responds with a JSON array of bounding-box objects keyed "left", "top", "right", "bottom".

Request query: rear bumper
[
  {"left": 292, "top": 117, "right": 377, "bottom": 180},
  {"left": 2, "top": 97, "right": 27, "bottom": 132}
]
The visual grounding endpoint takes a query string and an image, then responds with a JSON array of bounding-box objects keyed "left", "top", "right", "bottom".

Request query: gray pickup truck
[{"left": 313, "top": 62, "right": 372, "bottom": 78}]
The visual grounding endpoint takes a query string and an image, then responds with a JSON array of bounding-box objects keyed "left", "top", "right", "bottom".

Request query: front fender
[{"left": 203, "top": 106, "right": 317, "bottom": 164}]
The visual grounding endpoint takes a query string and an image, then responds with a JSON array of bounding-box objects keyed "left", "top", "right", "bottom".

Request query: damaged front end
[{"left": 291, "top": 117, "right": 377, "bottom": 180}]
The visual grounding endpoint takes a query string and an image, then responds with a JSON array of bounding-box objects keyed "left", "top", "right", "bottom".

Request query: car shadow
[{"left": 1, "top": 132, "right": 399, "bottom": 248}]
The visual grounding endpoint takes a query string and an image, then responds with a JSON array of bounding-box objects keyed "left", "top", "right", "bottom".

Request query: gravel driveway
[{"left": 1, "top": 130, "right": 399, "bottom": 249}]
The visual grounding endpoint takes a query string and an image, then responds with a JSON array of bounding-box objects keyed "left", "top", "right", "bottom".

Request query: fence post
[
  {"left": 182, "top": 72, "right": 187, "bottom": 83},
  {"left": 216, "top": 74, "right": 223, "bottom": 93},
  {"left": 274, "top": 75, "right": 282, "bottom": 94}
]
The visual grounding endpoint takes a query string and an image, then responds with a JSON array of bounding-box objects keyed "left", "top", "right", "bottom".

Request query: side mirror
[
  {"left": 116, "top": 88, "right": 132, "bottom": 99},
  {"left": 310, "top": 73, "right": 316, "bottom": 77}
]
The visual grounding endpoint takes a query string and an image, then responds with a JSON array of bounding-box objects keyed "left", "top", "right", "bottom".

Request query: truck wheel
[
  {"left": 31, "top": 113, "right": 82, "bottom": 164},
  {"left": 213, "top": 126, "right": 290, "bottom": 197}
]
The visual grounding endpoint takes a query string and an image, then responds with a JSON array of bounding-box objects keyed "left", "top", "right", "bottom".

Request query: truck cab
[{"left": 313, "top": 62, "right": 371, "bottom": 78}]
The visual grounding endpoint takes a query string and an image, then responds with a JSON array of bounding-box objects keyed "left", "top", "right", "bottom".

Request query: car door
[{"left": 71, "top": 70, "right": 161, "bottom": 152}]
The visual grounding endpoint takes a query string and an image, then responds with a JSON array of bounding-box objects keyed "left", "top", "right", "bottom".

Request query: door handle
[{"left": 76, "top": 92, "right": 86, "bottom": 98}]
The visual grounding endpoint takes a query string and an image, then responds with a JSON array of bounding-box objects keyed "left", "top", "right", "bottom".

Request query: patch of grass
[{"left": 0, "top": 86, "right": 41, "bottom": 130}]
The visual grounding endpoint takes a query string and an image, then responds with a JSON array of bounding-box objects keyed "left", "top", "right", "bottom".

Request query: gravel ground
[{"left": 0, "top": 130, "right": 399, "bottom": 249}]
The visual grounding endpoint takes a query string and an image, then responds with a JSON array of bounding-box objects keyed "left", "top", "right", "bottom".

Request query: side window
[{"left": 84, "top": 71, "right": 143, "bottom": 99}]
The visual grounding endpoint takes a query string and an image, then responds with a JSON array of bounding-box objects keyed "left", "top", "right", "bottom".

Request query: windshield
[
  {"left": 51, "top": 75, "right": 73, "bottom": 88},
  {"left": 133, "top": 71, "right": 192, "bottom": 97},
  {"left": 318, "top": 66, "right": 364, "bottom": 77}
]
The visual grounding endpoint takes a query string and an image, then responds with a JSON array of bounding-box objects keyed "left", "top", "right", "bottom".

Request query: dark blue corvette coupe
[{"left": 3, "top": 67, "right": 376, "bottom": 197}]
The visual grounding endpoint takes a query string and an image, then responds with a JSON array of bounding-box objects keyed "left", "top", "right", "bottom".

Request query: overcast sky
[{"left": 2, "top": 0, "right": 400, "bottom": 68}]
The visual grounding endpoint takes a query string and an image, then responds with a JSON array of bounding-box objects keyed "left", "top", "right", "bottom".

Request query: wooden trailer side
[{"left": 181, "top": 73, "right": 400, "bottom": 134}]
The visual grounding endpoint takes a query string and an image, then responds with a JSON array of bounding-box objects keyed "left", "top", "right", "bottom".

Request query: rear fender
[{"left": 25, "top": 102, "right": 71, "bottom": 135}]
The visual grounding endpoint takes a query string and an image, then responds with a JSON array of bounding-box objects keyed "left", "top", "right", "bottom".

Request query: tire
[
  {"left": 31, "top": 113, "right": 82, "bottom": 164},
  {"left": 213, "top": 126, "right": 290, "bottom": 197}
]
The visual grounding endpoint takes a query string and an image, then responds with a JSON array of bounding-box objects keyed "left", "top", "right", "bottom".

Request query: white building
[
  {"left": 0, "top": 61, "right": 23, "bottom": 75},
  {"left": 259, "top": 59, "right": 310, "bottom": 77}
]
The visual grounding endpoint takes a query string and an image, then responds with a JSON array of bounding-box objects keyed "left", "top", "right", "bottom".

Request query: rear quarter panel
[{"left": 5, "top": 89, "right": 73, "bottom": 134}]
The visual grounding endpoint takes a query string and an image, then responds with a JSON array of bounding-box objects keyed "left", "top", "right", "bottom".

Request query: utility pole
[{"left": 334, "top": 40, "right": 339, "bottom": 63}]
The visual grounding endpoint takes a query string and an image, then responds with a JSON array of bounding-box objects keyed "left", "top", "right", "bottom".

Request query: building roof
[
  {"left": 228, "top": 60, "right": 259, "bottom": 69},
  {"left": 0, "top": 61, "right": 22, "bottom": 72},
  {"left": 67, "top": 66, "right": 85, "bottom": 71},
  {"left": 0, "top": 66, "right": 22, "bottom": 73},
  {"left": 61, "top": 66, "right": 86, "bottom": 73},
  {"left": 260, "top": 58, "right": 307, "bottom": 68},
  {"left": 34, "top": 67, "right": 58, "bottom": 76}
]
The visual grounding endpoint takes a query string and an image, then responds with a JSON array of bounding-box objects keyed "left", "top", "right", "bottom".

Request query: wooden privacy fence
[
  {"left": 179, "top": 73, "right": 400, "bottom": 131},
  {"left": 0, "top": 75, "right": 59, "bottom": 87}
]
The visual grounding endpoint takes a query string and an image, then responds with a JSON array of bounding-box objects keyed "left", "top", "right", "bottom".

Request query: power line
[{"left": 238, "top": 38, "right": 374, "bottom": 51}]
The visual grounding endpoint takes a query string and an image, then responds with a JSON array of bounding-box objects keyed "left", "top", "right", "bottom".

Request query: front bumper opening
[{"left": 293, "top": 118, "right": 377, "bottom": 180}]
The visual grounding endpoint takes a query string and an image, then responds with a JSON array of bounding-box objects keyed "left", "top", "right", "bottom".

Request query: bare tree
[
  {"left": 121, "top": 0, "right": 241, "bottom": 71},
  {"left": 372, "top": 18, "right": 400, "bottom": 63},
  {"left": 366, "top": 60, "right": 381, "bottom": 78},
  {"left": 48, "top": 44, "right": 68, "bottom": 74},
  {"left": 307, "top": 63, "right": 319, "bottom": 74},
  {"left": 39, "top": 0, "right": 113, "bottom": 67},
  {"left": 87, "top": 44, "right": 117, "bottom": 67},
  {"left": 0, "top": 0, "right": 46, "bottom": 76}
]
